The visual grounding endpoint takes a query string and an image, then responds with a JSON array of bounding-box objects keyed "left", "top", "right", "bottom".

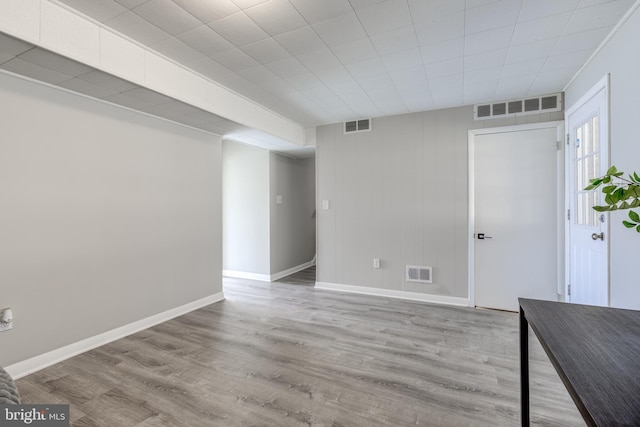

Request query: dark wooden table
[{"left": 519, "top": 298, "right": 640, "bottom": 426}]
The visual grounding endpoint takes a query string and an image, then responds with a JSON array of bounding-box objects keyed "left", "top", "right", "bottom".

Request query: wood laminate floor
[{"left": 16, "top": 268, "right": 583, "bottom": 426}]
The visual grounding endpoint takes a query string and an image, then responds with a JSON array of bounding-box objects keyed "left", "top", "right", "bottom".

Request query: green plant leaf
[
  {"left": 631, "top": 199, "right": 640, "bottom": 208},
  {"left": 593, "top": 205, "right": 608, "bottom": 212},
  {"left": 623, "top": 221, "right": 636, "bottom": 228},
  {"left": 634, "top": 172, "right": 640, "bottom": 182},
  {"left": 629, "top": 210, "right": 640, "bottom": 222},
  {"left": 603, "top": 176, "right": 611, "bottom": 184},
  {"left": 620, "top": 201, "right": 630, "bottom": 210},
  {"left": 607, "top": 166, "right": 618, "bottom": 175},
  {"left": 636, "top": 224, "right": 640, "bottom": 233},
  {"left": 602, "top": 185, "right": 617, "bottom": 194}
]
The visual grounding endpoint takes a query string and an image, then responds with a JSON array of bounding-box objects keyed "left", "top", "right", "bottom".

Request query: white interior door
[
  {"left": 473, "top": 126, "right": 560, "bottom": 312},
  {"left": 567, "top": 83, "right": 609, "bottom": 306}
]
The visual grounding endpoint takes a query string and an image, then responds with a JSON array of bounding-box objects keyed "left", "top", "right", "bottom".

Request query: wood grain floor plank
[{"left": 16, "top": 268, "right": 584, "bottom": 426}]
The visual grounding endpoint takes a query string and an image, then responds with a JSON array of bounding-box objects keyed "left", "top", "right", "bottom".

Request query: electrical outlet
[
  {"left": 373, "top": 258, "right": 381, "bottom": 269},
  {"left": 0, "top": 308, "right": 13, "bottom": 332}
]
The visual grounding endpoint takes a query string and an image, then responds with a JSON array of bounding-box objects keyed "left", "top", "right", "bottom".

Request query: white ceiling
[{"left": 49, "top": 0, "right": 635, "bottom": 128}]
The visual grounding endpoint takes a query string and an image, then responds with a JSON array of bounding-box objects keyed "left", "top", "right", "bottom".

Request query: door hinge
[
  {"left": 567, "top": 209, "right": 571, "bottom": 220},
  {"left": 568, "top": 284, "right": 571, "bottom": 296},
  {"left": 566, "top": 133, "right": 570, "bottom": 145}
]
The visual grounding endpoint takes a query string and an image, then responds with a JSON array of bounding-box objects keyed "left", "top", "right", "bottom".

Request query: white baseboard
[
  {"left": 224, "top": 259, "right": 316, "bottom": 283},
  {"left": 5, "top": 292, "right": 225, "bottom": 380},
  {"left": 315, "top": 282, "right": 469, "bottom": 307},
  {"left": 223, "top": 270, "right": 271, "bottom": 282},
  {"left": 270, "top": 260, "right": 315, "bottom": 282}
]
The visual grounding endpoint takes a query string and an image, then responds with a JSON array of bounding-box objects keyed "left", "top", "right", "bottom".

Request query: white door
[
  {"left": 473, "top": 126, "right": 560, "bottom": 312},
  {"left": 566, "top": 83, "right": 609, "bottom": 306}
]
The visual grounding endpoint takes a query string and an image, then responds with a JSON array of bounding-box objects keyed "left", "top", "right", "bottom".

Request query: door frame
[
  {"left": 564, "top": 74, "right": 610, "bottom": 303},
  {"left": 468, "top": 121, "right": 565, "bottom": 308}
]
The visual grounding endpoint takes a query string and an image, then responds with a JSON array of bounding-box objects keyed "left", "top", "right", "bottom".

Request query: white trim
[
  {"left": 223, "top": 270, "right": 271, "bottom": 282},
  {"left": 223, "top": 259, "right": 316, "bottom": 283},
  {"left": 468, "top": 121, "right": 565, "bottom": 308},
  {"left": 315, "top": 282, "right": 469, "bottom": 307},
  {"left": 564, "top": 1, "right": 640, "bottom": 92},
  {"left": 270, "top": 260, "right": 316, "bottom": 282},
  {"left": 5, "top": 292, "right": 224, "bottom": 380}
]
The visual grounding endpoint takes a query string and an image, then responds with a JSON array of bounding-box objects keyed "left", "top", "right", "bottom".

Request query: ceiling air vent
[
  {"left": 406, "top": 265, "right": 432, "bottom": 284},
  {"left": 474, "top": 93, "right": 562, "bottom": 120},
  {"left": 344, "top": 118, "right": 371, "bottom": 134}
]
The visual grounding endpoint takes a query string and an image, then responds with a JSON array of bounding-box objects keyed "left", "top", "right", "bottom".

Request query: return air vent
[
  {"left": 406, "top": 265, "right": 432, "bottom": 284},
  {"left": 474, "top": 93, "right": 562, "bottom": 120},
  {"left": 344, "top": 118, "right": 371, "bottom": 134}
]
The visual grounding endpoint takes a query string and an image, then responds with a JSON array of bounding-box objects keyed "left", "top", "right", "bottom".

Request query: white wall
[
  {"left": 0, "top": 72, "right": 222, "bottom": 367},
  {"left": 222, "top": 140, "right": 270, "bottom": 276},
  {"left": 565, "top": 4, "right": 640, "bottom": 309},
  {"left": 316, "top": 107, "right": 562, "bottom": 301},
  {"left": 270, "top": 154, "right": 316, "bottom": 274}
]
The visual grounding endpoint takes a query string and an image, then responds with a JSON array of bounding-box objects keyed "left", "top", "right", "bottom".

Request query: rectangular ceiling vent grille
[
  {"left": 474, "top": 93, "right": 562, "bottom": 120},
  {"left": 344, "top": 118, "right": 371, "bottom": 134},
  {"left": 406, "top": 265, "right": 432, "bottom": 284}
]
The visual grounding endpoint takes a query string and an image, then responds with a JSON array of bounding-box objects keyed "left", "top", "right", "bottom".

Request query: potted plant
[{"left": 586, "top": 166, "right": 640, "bottom": 231}]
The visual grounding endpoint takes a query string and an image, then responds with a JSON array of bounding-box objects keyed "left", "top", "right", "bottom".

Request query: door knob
[
  {"left": 476, "top": 233, "right": 493, "bottom": 240},
  {"left": 591, "top": 232, "right": 605, "bottom": 241}
]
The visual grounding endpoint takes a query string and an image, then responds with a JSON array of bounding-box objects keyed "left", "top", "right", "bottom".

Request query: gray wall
[
  {"left": 270, "top": 154, "right": 316, "bottom": 274},
  {"left": 316, "top": 106, "right": 562, "bottom": 299},
  {"left": 0, "top": 72, "right": 222, "bottom": 366},
  {"left": 222, "top": 140, "right": 270, "bottom": 275},
  {"left": 565, "top": 5, "right": 640, "bottom": 309}
]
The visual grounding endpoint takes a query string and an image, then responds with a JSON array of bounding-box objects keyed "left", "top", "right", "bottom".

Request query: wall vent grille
[
  {"left": 474, "top": 93, "right": 562, "bottom": 120},
  {"left": 344, "top": 118, "right": 371, "bottom": 133},
  {"left": 406, "top": 265, "right": 432, "bottom": 283}
]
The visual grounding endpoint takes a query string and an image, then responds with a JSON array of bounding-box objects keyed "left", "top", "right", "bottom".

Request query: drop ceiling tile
[
  {"left": 296, "top": 48, "right": 343, "bottom": 71},
  {"left": 345, "top": 57, "right": 386, "bottom": 79},
  {"left": 551, "top": 26, "right": 611, "bottom": 55},
  {"left": 208, "top": 12, "right": 269, "bottom": 46},
  {"left": 414, "top": 10, "right": 464, "bottom": 45},
  {"left": 464, "top": 83, "right": 496, "bottom": 104},
  {"left": 504, "top": 38, "right": 555, "bottom": 64},
  {"left": 357, "top": 73, "right": 395, "bottom": 92},
  {"left": 103, "top": 92, "right": 154, "bottom": 109},
  {"left": 408, "top": 0, "right": 465, "bottom": 21},
  {"left": 370, "top": 26, "right": 418, "bottom": 55},
  {"left": 245, "top": 0, "right": 307, "bottom": 36},
  {"left": 494, "top": 73, "right": 537, "bottom": 99},
  {"left": 133, "top": 0, "right": 201, "bottom": 35},
  {"left": 518, "top": 0, "right": 579, "bottom": 22},
  {"left": 105, "top": 11, "right": 172, "bottom": 45},
  {"left": 265, "top": 57, "right": 308, "bottom": 77},
  {"left": 331, "top": 38, "right": 378, "bottom": 64},
  {"left": 113, "top": 0, "right": 147, "bottom": 10},
  {"left": 151, "top": 37, "right": 206, "bottom": 67},
  {"left": 172, "top": 0, "right": 239, "bottom": 23},
  {"left": 563, "top": 0, "right": 634, "bottom": 34},
  {"left": 465, "top": 0, "right": 522, "bottom": 35},
  {"left": 349, "top": 0, "right": 386, "bottom": 9},
  {"left": 57, "top": 77, "right": 119, "bottom": 99},
  {"left": 428, "top": 73, "right": 463, "bottom": 90},
  {"left": 231, "top": 0, "right": 270, "bottom": 9},
  {"left": 262, "top": 79, "right": 297, "bottom": 96},
  {"left": 500, "top": 58, "right": 545, "bottom": 78},
  {"left": 512, "top": 12, "right": 572, "bottom": 45},
  {"left": 274, "top": 26, "right": 326, "bottom": 56},
  {"left": 388, "top": 66, "right": 428, "bottom": 85},
  {"left": 177, "top": 26, "right": 235, "bottom": 56},
  {"left": 356, "top": 0, "right": 413, "bottom": 36},
  {"left": 241, "top": 37, "right": 292, "bottom": 63},
  {"left": 464, "top": 49, "right": 507, "bottom": 72},
  {"left": 464, "top": 66, "right": 501, "bottom": 88},
  {"left": 541, "top": 48, "right": 592, "bottom": 72},
  {"left": 321, "top": 77, "right": 362, "bottom": 95},
  {"left": 426, "top": 58, "right": 463, "bottom": 79},
  {"left": 465, "top": 25, "right": 514, "bottom": 56},
  {"left": 528, "top": 69, "right": 574, "bottom": 94},
  {"left": 77, "top": 70, "right": 138, "bottom": 92},
  {"left": 1, "top": 58, "right": 74, "bottom": 84},
  {"left": 286, "top": 72, "right": 324, "bottom": 91},
  {"left": 0, "top": 33, "right": 33, "bottom": 57},
  {"left": 212, "top": 48, "right": 260, "bottom": 70},
  {"left": 237, "top": 65, "right": 281, "bottom": 84},
  {"left": 0, "top": 53, "right": 14, "bottom": 65},
  {"left": 312, "top": 12, "right": 367, "bottom": 47},
  {"left": 58, "top": 0, "right": 127, "bottom": 22},
  {"left": 313, "top": 66, "right": 353, "bottom": 83},
  {"left": 380, "top": 47, "right": 423, "bottom": 72},
  {"left": 18, "top": 48, "right": 93, "bottom": 76},
  {"left": 420, "top": 37, "right": 463, "bottom": 64},
  {"left": 289, "top": 0, "right": 352, "bottom": 24},
  {"left": 466, "top": 0, "right": 500, "bottom": 8}
]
